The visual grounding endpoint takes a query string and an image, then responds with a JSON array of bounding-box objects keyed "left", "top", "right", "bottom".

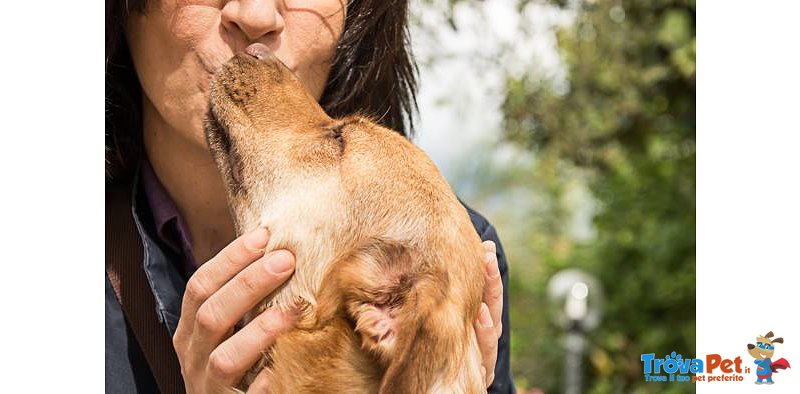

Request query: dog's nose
[
  {"left": 245, "top": 42, "right": 272, "bottom": 60},
  {"left": 747, "top": 344, "right": 755, "bottom": 349}
]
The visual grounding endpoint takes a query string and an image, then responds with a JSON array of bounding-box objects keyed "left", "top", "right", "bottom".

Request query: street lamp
[{"left": 547, "top": 269, "right": 604, "bottom": 394}]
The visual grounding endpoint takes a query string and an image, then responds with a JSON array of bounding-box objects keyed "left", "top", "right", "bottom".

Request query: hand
[
  {"left": 474, "top": 240, "right": 504, "bottom": 388},
  {"left": 173, "top": 227, "right": 298, "bottom": 393}
]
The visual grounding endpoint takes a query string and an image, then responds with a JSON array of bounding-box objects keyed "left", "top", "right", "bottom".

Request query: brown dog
[{"left": 205, "top": 43, "right": 486, "bottom": 393}]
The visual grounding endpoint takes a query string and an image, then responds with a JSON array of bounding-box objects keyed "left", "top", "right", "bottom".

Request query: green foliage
[
  {"left": 498, "top": 1, "right": 696, "bottom": 392},
  {"left": 413, "top": 0, "right": 695, "bottom": 390}
]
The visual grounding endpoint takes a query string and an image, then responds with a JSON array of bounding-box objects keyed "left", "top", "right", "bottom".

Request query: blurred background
[{"left": 409, "top": 0, "right": 696, "bottom": 392}]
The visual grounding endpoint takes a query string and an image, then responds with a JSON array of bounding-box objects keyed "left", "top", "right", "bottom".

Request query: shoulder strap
[{"left": 106, "top": 182, "right": 186, "bottom": 394}]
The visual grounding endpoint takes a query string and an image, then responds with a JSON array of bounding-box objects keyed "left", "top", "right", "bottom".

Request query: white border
[
  {"left": 697, "top": 1, "right": 800, "bottom": 392},
  {"left": 0, "top": 3, "right": 104, "bottom": 392}
]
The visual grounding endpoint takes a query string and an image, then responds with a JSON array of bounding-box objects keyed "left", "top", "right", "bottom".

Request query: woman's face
[{"left": 126, "top": 0, "right": 346, "bottom": 148}]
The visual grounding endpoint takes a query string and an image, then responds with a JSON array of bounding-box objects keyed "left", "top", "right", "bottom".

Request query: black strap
[{"left": 106, "top": 183, "right": 186, "bottom": 394}]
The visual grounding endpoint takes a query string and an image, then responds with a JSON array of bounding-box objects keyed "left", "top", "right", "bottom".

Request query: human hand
[
  {"left": 474, "top": 240, "right": 504, "bottom": 388},
  {"left": 173, "top": 228, "right": 298, "bottom": 393}
]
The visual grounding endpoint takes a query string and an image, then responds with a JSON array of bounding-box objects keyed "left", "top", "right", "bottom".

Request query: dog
[
  {"left": 204, "top": 42, "right": 487, "bottom": 393},
  {"left": 747, "top": 331, "right": 791, "bottom": 384}
]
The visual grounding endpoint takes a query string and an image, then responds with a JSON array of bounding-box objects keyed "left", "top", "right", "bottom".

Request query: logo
[
  {"left": 746, "top": 330, "right": 791, "bottom": 385},
  {"left": 640, "top": 330, "right": 793, "bottom": 385},
  {"left": 640, "top": 352, "right": 746, "bottom": 383}
]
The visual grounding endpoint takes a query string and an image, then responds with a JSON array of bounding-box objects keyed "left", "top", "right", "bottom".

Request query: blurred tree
[
  {"left": 499, "top": 0, "right": 696, "bottom": 392},
  {"left": 413, "top": 0, "right": 695, "bottom": 391}
]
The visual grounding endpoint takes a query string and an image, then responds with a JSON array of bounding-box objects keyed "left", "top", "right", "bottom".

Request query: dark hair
[{"left": 105, "top": 0, "right": 418, "bottom": 182}]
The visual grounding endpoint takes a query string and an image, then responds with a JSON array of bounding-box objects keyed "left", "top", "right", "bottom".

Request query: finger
[
  {"left": 482, "top": 250, "right": 503, "bottom": 339},
  {"left": 247, "top": 366, "right": 275, "bottom": 393},
  {"left": 178, "top": 228, "right": 270, "bottom": 336},
  {"left": 475, "top": 303, "right": 499, "bottom": 387},
  {"left": 206, "top": 306, "right": 297, "bottom": 386},
  {"left": 194, "top": 250, "right": 295, "bottom": 354},
  {"left": 482, "top": 240, "right": 496, "bottom": 254}
]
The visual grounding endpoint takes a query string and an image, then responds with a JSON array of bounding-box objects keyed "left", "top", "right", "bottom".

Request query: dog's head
[
  {"left": 204, "top": 43, "right": 463, "bottom": 242},
  {"left": 205, "top": 43, "right": 355, "bottom": 231}
]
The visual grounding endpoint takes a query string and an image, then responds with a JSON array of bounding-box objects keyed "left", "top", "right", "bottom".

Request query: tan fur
[{"left": 205, "top": 49, "right": 486, "bottom": 393}]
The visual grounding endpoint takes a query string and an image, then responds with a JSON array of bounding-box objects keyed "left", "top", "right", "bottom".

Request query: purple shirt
[{"left": 140, "top": 159, "right": 198, "bottom": 275}]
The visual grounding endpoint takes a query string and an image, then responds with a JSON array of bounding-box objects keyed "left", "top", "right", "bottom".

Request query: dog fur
[{"left": 204, "top": 46, "right": 486, "bottom": 393}]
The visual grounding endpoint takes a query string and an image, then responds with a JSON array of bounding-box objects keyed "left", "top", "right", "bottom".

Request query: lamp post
[{"left": 547, "top": 269, "right": 603, "bottom": 394}]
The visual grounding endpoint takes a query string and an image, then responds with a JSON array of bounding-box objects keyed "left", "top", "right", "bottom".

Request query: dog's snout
[
  {"left": 747, "top": 344, "right": 755, "bottom": 350},
  {"left": 245, "top": 42, "right": 273, "bottom": 61}
]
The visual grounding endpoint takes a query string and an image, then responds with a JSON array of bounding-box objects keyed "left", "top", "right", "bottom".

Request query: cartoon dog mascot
[{"left": 747, "top": 331, "right": 791, "bottom": 384}]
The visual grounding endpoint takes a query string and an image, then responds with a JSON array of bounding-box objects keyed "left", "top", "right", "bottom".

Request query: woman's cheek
[
  {"left": 279, "top": 14, "right": 344, "bottom": 98},
  {"left": 170, "top": 5, "right": 222, "bottom": 47}
]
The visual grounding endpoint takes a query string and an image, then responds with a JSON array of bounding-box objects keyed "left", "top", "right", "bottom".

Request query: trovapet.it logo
[
  {"left": 641, "top": 352, "right": 746, "bottom": 383},
  {"left": 640, "top": 330, "right": 792, "bottom": 385}
]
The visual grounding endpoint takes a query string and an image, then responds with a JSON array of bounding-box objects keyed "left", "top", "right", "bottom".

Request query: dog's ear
[
  {"left": 316, "top": 241, "right": 484, "bottom": 394},
  {"left": 765, "top": 331, "right": 774, "bottom": 338},
  {"left": 317, "top": 242, "right": 419, "bottom": 362},
  {"left": 772, "top": 337, "right": 784, "bottom": 344}
]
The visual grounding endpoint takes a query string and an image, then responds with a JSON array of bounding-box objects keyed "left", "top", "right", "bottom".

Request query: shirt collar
[
  {"left": 129, "top": 164, "right": 186, "bottom": 336},
  {"left": 139, "top": 158, "right": 198, "bottom": 274}
]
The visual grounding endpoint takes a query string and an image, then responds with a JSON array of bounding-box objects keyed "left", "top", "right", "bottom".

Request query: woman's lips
[
  {"left": 193, "top": 42, "right": 298, "bottom": 93},
  {"left": 245, "top": 42, "right": 272, "bottom": 59},
  {"left": 198, "top": 48, "right": 296, "bottom": 77}
]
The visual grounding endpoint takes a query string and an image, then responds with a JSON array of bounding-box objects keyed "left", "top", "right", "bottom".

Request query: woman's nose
[{"left": 221, "top": 0, "right": 285, "bottom": 42}]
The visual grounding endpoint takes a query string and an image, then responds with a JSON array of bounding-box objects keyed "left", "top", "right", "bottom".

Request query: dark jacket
[{"left": 105, "top": 173, "right": 515, "bottom": 393}]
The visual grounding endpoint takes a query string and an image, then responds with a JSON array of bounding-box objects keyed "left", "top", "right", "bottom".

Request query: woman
[{"left": 105, "top": 0, "right": 514, "bottom": 392}]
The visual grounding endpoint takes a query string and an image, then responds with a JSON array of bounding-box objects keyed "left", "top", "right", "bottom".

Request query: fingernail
[
  {"left": 485, "top": 253, "right": 500, "bottom": 278},
  {"left": 479, "top": 303, "right": 493, "bottom": 328},
  {"left": 244, "top": 227, "right": 270, "bottom": 252},
  {"left": 265, "top": 250, "right": 294, "bottom": 274},
  {"left": 484, "top": 240, "right": 496, "bottom": 254}
]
